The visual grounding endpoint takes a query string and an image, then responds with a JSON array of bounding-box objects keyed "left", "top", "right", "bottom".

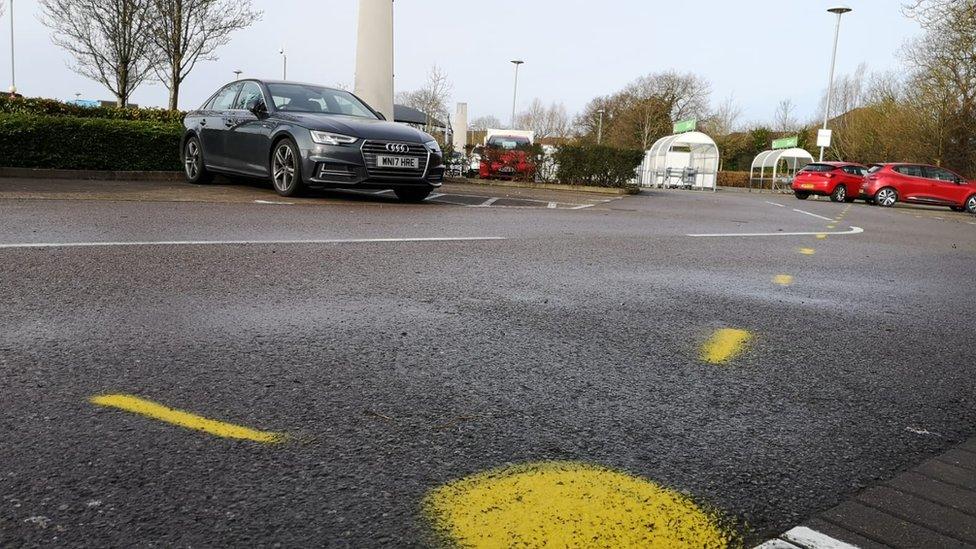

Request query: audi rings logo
[{"left": 385, "top": 143, "right": 410, "bottom": 153}]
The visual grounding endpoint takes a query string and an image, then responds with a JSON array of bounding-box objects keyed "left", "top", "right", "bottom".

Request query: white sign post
[{"left": 817, "top": 129, "right": 833, "bottom": 149}]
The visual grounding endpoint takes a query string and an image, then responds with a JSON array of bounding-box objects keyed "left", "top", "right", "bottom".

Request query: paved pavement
[
  {"left": 0, "top": 178, "right": 974, "bottom": 547},
  {"left": 758, "top": 437, "right": 976, "bottom": 548}
]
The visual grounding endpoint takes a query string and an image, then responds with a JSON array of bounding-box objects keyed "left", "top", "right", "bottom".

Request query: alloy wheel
[
  {"left": 835, "top": 186, "right": 846, "bottom": 201},
  {"left": 968, "top": 195, "right": 976, "bottom": 213},
  {"left": 273, "top": 143, "right": 296, "bottom": 193},
  {"left": 184, "top": 140, "right": 200, "bottom": 179},
  {"left": 877, "top": 188, "right": 897, "bottom": 207}
]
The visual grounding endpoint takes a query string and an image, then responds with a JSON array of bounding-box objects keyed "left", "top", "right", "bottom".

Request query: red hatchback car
[
  {"left": 792, "top": 162, "right": 868, "bottom": 202},
  {"left": 861, "top": 163, "right": 976, "bottom": 213}
]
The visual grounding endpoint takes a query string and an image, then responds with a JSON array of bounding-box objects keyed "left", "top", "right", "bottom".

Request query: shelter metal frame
[
  {"left": 749, "top": 148, "right": 815, "bottom": 192},
  {"left": 638, "top": 131, "right": 720, "bottom": 191}
]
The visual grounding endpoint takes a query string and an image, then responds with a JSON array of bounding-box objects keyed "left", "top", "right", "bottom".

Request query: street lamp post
[
  {"left": 820, "top": 5, "right": 852, "bottom": 161},
  {"left": 234, "top": 70, "right": 243, "bottom": 81},
  {"left": 279, "top": 48, "right": 287, "bottom": 80},
  {"left": 510, "top": 60, "right": 524, "bottom": 129},
  {"left": 8, "top": 0, "right": 15, "bottom": 94},
  {"left": 597, "top": 109, "right": 605, "bottom": 145}
]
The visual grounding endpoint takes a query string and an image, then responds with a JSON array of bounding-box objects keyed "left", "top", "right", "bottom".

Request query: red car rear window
[{"left": 801, "top": 163, "right": 836, "bottom": 173}]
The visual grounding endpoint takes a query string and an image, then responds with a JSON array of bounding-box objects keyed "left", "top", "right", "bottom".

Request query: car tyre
[
  {"left": 394, "top": 187, "right": 433, "bottom": 202},
  {"left": 875, "top": 187, "right": 898, "bottom": 207},
  {"left": 950, "top": 206, "right": 965, "bottom": 212},
  {"left": 830, "top": 184, "right": 847, "bottom": 203},
  {"left": 966, "top": 194, "right": 976, "bottom": 214},
  {"left": 183, "top": 136, "right": 213, "bottom": 185},
  {"left": 794, "top": 191, "right": 810, "bottom": 200},
  {"left": 270, "top": 138, "right": 304, "bottom": 197}
]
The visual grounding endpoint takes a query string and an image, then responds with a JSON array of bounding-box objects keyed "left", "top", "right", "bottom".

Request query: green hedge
[
  {"left": 0, "top": 114, "right": 183, "bottom": 171},
  {"left": 554, "top": 144, "right": 644, "bottom": 188},
  {"left": 0, "top": 95, "right": 185, "bottom": 124}
]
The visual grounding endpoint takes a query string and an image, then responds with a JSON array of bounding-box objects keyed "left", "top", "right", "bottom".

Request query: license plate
[
  {"left": 376, "top": 155, "right": 418, "bottom": 169},
  {"left": 499, "top": 166, "right": 516, "bottom": 173},
  {"left": 800, "top": 184, "right": 815, "bottom": 189}
]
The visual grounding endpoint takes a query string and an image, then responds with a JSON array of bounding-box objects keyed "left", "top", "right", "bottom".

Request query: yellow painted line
[
  {"left": 90, "top": 394, "right": 284, "bottom": 443},
  {"left": 827, "top": 225, "right": 836, "bottom": 229},
  {"left": 701, "top": 328, "right": 752, "bottom": 364},
  {"left": 816, "top": 234, "right": 828, "bottom": 240},
  {"left": 424, "top": 461, "right": 735, "bottom": 549},
  {"left": 798, "top": 247, "right": 816, "bottom": 255},
  {"left": 773, "top": 274, "right": 794, "bottom": 286}
]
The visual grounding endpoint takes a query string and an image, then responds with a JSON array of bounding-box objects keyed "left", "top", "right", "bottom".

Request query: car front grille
[{"left": 361, "top": 140, "right": 429, "bottom": 179}]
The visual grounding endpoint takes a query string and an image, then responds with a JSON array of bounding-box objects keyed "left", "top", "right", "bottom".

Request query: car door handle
[{"left": 199, "top": 119, "right": 207, "bottom": 126}]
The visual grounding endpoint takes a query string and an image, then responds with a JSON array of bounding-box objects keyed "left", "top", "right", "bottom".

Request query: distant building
[
  {"left": 98, "top": 100, "right": 139, "bottom": 108},
  {"left": 394, "top": 104, "right": 447, "bottom": 133}
]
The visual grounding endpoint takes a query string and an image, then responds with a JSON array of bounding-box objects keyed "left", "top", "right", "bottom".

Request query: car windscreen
[
  {"left": 800, "top": 163, "right": 836, "bottom": 173},
  {"left": 267, "top": 84, "right": 378, "bottom": 119},
  {"left": 868, "top": 165, "right": 884, "bottom": 174},
  {"left": 487, "top": 136, "right": 531, "bottom": 150}
]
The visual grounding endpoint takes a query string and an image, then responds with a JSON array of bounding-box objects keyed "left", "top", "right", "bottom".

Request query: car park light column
[
  {"left": 7, "top": 0, "right": 15, "bottom": 94},
  {"left": 820, "top": 5, "right": 852, "bottom": 162},
  {"left": 354, "top": 0, "right": 395, "bottom": 121},
  {"left": 510, "top": 60, "right": 524, "bottom": 128}
]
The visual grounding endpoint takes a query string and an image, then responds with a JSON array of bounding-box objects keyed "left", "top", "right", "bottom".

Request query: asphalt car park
[{"left": 1, "top": 179, "right": 975, "bottom": 547}]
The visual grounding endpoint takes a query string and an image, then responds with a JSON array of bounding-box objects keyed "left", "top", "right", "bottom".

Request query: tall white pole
[
  {"left": 820, "top": 8, "right": 849, "bottom": 162},
  {"left": 510, "top": 60, "right": 523, "bottom": 129},
  {"left": 597, "top": 110, "right": 604, "bottom": 145},
  {"left": 354, "top": 0, "right": 395, "bottom": 121},
  {"left": 8, "top": 0, "right": 15, "bottom": 94}
]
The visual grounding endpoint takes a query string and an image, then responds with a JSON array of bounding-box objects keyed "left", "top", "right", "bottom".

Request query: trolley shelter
[
  {"left": 639, "top": 121, "right": 719, "bottom": 191},
  {"left": 750, "top": 137, "right": 814, "bottom": 191}
]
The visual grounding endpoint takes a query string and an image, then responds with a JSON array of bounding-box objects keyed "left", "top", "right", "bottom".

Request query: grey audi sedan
[{"left": 181, "top": 79, "right": 445, "bottom": 201}]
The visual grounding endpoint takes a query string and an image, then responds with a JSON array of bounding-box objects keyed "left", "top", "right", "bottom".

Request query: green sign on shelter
[
  {"left": 772, "top": 136, "right": 799, "bottom": 149},
  {"left": 673, "top": 119, "right": 697, "bottom": 134}
]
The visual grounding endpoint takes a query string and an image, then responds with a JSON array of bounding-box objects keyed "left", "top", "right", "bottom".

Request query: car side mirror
[{"left": 248, "top": 99, "right": 268, "bottom": 118}]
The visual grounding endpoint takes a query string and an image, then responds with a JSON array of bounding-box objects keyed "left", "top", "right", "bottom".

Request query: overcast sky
[{"left": 0, "top": 0, "right": 919, "bottom": 125}]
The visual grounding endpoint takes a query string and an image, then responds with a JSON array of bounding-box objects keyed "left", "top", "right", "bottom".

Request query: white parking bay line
[
  {"left": 781, "top": 526, "right": 861, "bottom": 548},
  {"left": 765, "top": 201, "right": 785, "bottom": 208},
  {"left": 688, "top": 226, "right": 864, "bottom": 238},
  {"left": 254, "top": 200, "right": 294, "bottom": 205},
  {"left": 0, "top": 237, "right": 507, "bottom": 250},
  {"left": 547, "top": 202, "right": 558, "bottom": 209},
  {"left": 477, "top": 197, "right": 500, "bottom": 207},
  {"left": 793, "top": 208, "right": 835, "bottom": 221}
]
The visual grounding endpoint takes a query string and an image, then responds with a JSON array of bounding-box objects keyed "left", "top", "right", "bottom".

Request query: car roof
[
  {"left": 257, "top": 79, "right": 343, "bottom": 91},
  {"left": 811, "top": 161, "right": 865, "bottom": 167}
]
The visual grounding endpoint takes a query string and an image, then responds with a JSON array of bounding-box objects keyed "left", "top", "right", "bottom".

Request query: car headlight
[
  {"left": 424, "top": 140, "right": 441, "bottom": 154},
  {"left": 310, "top": 131, "right": 358, "bottom": 146}
]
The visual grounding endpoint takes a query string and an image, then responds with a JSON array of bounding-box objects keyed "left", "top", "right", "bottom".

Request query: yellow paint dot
[
  {"left": 798, "top": 247, "right": 816, "bottom": 255},
  {"left": 827, "top": 225, "right": 836, "bottom": 229},
  {"left": 772, "top": 274, "right": 794, "bottom": 286},
  {"left": 90, "top": 394, "right": 284, "bottom": 443},
  {"left": 424, "top": 462, "right": 734, "bottom": 549},
  {"left": 816, "top": 234, "right": 828, "bottom": 240},
  {"left": 701, "top": 328, "right": 752, "bottom": 365}
]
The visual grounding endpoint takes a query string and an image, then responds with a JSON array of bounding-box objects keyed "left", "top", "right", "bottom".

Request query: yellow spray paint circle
[{"left": 424, "top": 461, "right": 734, "bottom": 549}]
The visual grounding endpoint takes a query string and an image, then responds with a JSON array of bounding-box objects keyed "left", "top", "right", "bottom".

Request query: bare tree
[
  {"left": 773, "top": 98, "right": 800, "bottom": 132},
  {"left": 903, "top": 0, "right": 976, "bottom": 173},
  {"left": 515, "top": 99, "right": 569, "bottom": 138},
  {"left": 395, "top": 65, "right": 453, "bottom": 133},
  {"left": 469, "top": 115, "right": 502, "bottom": 131},
  {"left": 706, "top": 93, "right": 744, "bottom": 136},
  {"left": 40, "top": 0, "right": 156, "bottom": 107},
  {"left": 0, "top": 1, "right": 5, "bottom": 19},
  {"left": 150, "top": 0, "right": 261, "bottom": 110}
]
